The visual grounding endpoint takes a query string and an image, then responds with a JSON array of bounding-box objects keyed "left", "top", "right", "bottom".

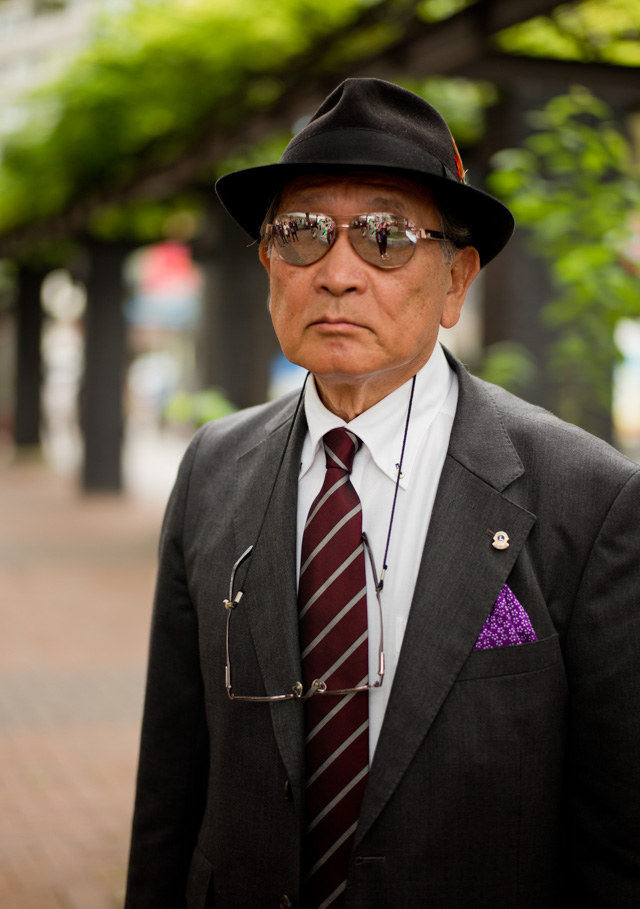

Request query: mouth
[{"left": 310, "top": 317, "right": 364, "bottom": 332}]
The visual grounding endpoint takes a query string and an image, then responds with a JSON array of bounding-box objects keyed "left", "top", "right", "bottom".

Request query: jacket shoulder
[{"left": 467, "top": 370, "right": 639, "bottom": 490}]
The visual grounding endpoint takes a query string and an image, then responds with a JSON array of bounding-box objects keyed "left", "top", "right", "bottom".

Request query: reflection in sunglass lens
[
  {"left": 270, "top": 214, "right": 332, "bottom": 266},
  {"left": 350, "top": 215, "right": 416, "bottom": 267},
  {"left": 270, "top": 213, "right": 418, "bottom": 269}
]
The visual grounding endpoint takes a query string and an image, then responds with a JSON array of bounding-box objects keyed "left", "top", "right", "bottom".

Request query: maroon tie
[{"left": 298, "top": 428, "right": 369, "bottom": 909}]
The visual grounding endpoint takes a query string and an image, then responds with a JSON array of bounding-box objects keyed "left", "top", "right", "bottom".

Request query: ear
[
  {"left": 258, "top": 240, "right": 271, "bottom": 277},
  {"left": 440, "top": 246, "right": 481, "bottom": 329}
]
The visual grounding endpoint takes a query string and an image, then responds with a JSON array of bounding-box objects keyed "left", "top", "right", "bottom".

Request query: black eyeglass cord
[
  {"left": 252, "top": 372, "right": 309, "bottom": 551},
  {"left": 376, "top": 373, "right": 416, "bottom": 592}
]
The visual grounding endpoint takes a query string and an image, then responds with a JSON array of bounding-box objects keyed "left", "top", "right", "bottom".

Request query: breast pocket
[{"left": 456, "top": 633, "right": 562, "bottom": 681}]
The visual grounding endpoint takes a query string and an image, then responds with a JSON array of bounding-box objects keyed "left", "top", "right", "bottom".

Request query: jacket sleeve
[
  {"left": 566, "top": 468, "right": 640, "bottom": 906},
  {"left": 125, "top": 430, "right": 209, "bottom": 908}
]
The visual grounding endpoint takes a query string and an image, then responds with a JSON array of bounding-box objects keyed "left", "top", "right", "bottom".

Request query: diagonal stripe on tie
[
  {"left": 307, "top": 717, "right": 369, "bottom": 785},
  {"left": 305, "top": 475, "right": 350, "bottom": 527},
  {"left": 307, "top": 764, "right": 369, "bottom": 832},
  {"left": 309, "top": 631, "right": 368, "bottom": 695},
  {"left": 323, "top": 441, "right": 351, "bottom": 471},
  {"left": 305, "top": 679, "right": 367, "bottom": 744},
  {"left": 307, "top": 820, "right": 360, "bottom": 881},
  {"left": 299, "top": 427, "right": 369, "bottom": 909},
  {"left": 301, "top": 588, "right": 366, "bottom": 661},
  {"left": 299, "top": 545, "right": 364, "bottom": 621},
  {"left": 300, "top": 503, "right": 362, "bottom": 575},
  {"left": 319, "top": 882, "right": 347, "bottom": 909}
]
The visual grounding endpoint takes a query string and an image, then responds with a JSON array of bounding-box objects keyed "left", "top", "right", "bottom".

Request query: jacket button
[{"left": 279, "top": 896, "right": 292, "bottom": 908}]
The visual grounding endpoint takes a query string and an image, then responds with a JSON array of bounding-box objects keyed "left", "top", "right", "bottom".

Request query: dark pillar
[
  {"left": 14, "top": 265, "right": 44, "bottom": 447},
  {"left": 80, "top": 239, "right": 129, "bottom": 492},
  {"left": 482, "top": 207, "right": 556, "bottom": 411},
  {"left": 193, "top": 193, "right": 278, "bottom": 409},
  {"left": 479, "top": 87, "right": 557, "bottom": 379}
]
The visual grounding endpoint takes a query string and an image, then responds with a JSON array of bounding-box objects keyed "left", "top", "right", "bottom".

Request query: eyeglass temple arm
[
  {"left": 223, "top": 545, "right": 307, "bottom": 701},
  {"left": 224, "top": 545, "right": 253, "bottom": 694},
  {"left": 226, "top": 545, "right": 253, "bottom": 602}
]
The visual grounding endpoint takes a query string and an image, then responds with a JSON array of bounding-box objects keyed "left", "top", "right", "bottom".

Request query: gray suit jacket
[{"left": 125, "top": 350, "right": 640, "bottom": 909}]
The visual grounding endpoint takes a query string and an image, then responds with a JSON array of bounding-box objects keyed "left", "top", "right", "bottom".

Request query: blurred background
[{"left": 0, "top": 0, "right": 639, "bottom": 906}]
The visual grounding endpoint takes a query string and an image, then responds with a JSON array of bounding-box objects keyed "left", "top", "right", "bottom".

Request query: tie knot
[{"left": 323, "top": 428, "right": 360, "bottom": 473}]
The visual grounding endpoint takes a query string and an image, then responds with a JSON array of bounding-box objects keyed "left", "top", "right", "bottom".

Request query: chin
[
  {"left": 298, "top": 358, "right": 369, "bottom": 381},
  {"left": 289, "top": 344, "right": 374, "bottom": 381}
]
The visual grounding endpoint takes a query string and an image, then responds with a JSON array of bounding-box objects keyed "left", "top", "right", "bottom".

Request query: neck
[
  {"left": 313, "top": 382, "right": 374, "bottom": 421},
  {"left": 313, "top": 366, "right": 424, "bottom": 421}
]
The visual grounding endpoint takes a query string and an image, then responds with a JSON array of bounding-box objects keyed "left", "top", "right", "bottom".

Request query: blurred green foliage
[
  {"left": 476, "top": 341, "right": 537, "bottom": 397},
  {"left": 0, "top": 0, "right": 414, "bottom": 240},
  {"left": 401, "top": 76, "right": 498, "bottom": 145},
  {"left": 416, "top": 0, "right": 472, "bottom": 23},
  {"left": 165, "top": 387, "right": 237, "bottom": 428},
  {"left": 489, "top": 86, "right": 640, "bottom": 436},
  {"left": 88, "top": 195, "right": 204, "bottom": 243},
  {"left": 496, "top": 0, "right": 640, "bottom": 65},
  {"left": 3, "top": 0, "right": 639, "bottom": 255},
  {"left": 0, "top": 0, "right": 501, "bottom": 248}
]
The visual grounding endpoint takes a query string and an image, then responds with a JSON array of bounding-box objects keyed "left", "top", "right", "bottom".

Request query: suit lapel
[
  {"left": 232, "top": 393, "right": 308, "bottom": 808},
  {"left": 357, "top": 355, "right": 536, "bottom": 844}
]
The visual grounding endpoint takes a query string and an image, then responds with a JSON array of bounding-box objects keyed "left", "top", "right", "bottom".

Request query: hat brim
[{"left": 215, "top": 161, "right": 514, "bottom": 268}]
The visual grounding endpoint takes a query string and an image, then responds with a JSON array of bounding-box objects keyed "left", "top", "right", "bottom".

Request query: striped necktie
[{"left": 298, "top": 427, "right": 369, "bottom": 909}]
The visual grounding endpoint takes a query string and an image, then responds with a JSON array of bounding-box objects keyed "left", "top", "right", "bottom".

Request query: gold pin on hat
[{"left": 492, "top": 531, "right": 510, "bottom": 550}]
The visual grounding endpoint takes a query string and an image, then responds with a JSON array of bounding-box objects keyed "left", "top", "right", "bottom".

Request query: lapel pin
[{"left": 492, "top": 530, "right": 510, "bottom": 551}]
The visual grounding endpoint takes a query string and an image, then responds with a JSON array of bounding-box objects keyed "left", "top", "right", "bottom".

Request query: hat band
[{"left": 281, "top": 127, "right": 459, "bottom": 183}]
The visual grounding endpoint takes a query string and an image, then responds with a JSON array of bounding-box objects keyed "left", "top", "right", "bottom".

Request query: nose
[{"left": 313, "top": 227, "right": 367, "bottom": 297}]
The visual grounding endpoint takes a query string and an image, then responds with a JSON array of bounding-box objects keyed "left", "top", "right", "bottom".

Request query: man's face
[{"left": 259, "top": 173, "right": 480, "bottom": 414}]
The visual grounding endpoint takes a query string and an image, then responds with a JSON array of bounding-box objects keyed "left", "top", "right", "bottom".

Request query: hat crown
[{"left": 282, "top": 78, "right": 460, "bottom": 183}]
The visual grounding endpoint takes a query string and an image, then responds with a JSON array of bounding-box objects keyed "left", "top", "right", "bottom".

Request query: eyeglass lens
[{"left": 270, "top": 212, "right": 420, "bottom": 269}]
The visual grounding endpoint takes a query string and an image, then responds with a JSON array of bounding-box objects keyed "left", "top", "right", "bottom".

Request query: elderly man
[{"left": 125, "top": 79, "right": 640, "bottom": 909}]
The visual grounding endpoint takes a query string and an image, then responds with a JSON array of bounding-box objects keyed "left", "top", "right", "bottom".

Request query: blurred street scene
[
  {"left": 0, "top": 241, "right": 301, "bottom": 909},
  {"left": 0, "top": 454, "right": 164, "bottom": 909}
]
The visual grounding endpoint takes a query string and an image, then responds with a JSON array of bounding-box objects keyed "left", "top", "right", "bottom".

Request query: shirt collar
[{"left": 300, "top": 343, "right": 457, "bottom": 489}]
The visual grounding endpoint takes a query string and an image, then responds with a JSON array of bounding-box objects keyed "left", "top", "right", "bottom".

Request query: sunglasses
[{"left": 265, "top": 212, "right": 450, "bottom": 269}]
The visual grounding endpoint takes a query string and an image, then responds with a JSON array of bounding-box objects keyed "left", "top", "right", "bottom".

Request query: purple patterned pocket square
[{"left": 474, "top": 585, "right": 538, "bottom": 650}]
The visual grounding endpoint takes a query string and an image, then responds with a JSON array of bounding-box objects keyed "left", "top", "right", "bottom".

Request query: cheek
[
  {"left": 268, "top": 273, "right": 307, "bottom": 349},
  {"left": 270, "top": 264, "right": 303, "bottom": 309},
  {"left": 267, "top": 270, "right": 288, "bottom": 320}
]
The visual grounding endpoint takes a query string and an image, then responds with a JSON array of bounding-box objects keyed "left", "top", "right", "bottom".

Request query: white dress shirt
[{"left": 297, "top": 343, "right": 458, "bottom": 757}]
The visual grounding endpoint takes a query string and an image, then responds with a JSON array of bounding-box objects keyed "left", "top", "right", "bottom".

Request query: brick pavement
[{"left": 0, "top": 457, "right": 167, "bottom": 909}]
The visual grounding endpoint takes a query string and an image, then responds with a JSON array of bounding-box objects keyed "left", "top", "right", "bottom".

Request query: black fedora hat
[{"left": 215, "top": 78, "right": 514, "bottom": 267}]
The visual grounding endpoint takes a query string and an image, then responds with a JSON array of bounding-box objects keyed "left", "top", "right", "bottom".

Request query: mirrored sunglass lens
[
  {"left": 272, "top": 214, "right": 334, "bottom": 265},
  {"left": 349, "top": 214, "right": 416, "bottom": 267}
]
